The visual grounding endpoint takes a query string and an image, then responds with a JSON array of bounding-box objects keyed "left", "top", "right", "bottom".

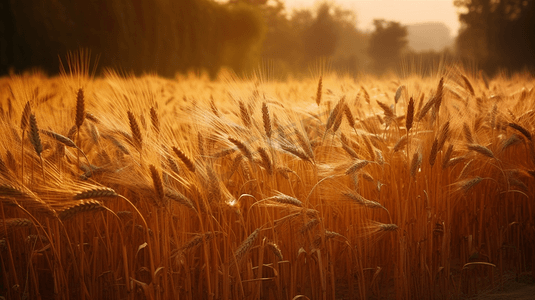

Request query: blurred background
[{"left": 0, "top": 0, "right": 534, "bottom": 78}]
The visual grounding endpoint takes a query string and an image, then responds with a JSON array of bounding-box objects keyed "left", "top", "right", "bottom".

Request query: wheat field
[{"left": 0, "top": 64, "right": 534, "bottom": 300}]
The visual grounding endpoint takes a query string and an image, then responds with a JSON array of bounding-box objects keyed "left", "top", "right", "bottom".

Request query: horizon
[{"left": 282, "top": 0, "right": 461, "bottom": 37}]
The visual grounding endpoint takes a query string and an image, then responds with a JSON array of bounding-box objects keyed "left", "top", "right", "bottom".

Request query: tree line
[{"left": 0, "top": 0, "right": 533, "bottom": 78}]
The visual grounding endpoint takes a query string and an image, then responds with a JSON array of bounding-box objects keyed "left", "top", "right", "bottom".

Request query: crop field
[{"left": 0, "top": 64, "right": 534, "bottom": 300}]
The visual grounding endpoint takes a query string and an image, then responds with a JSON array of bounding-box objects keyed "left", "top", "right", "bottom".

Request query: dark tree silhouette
[
  {"left": 455, "top": 0, "right": 535, "bottom": 74},
  {"left": 367, "top": 19, "right": 408, "bottom": 75},
  {"left": 302, "top": 3, "right": 338, "bottom": 61},
  {"left": 0, "top": 0, "right": 266, "bottom": 77}
]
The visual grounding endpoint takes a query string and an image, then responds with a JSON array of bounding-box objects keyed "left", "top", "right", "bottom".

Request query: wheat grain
[
  {"left": 341, "top": 141, "right": 359, "bottom": 158},
  {"left": 29, "top": 114, "right": 43, "bottom": 156},
  {"left": 346, "top": 159, "right": 370, "bottom": 175},
  {"left": 508, "top": 123, "right": 532, "bottom": 141},
  {"left": 393, "top": 135, "right": 408, "bottom": 152},
  {"left": 437, "top": 120, "right": 450, "bottom": 151},
  {"left": 442, "top": 144, "right": 454, "bottom": 169},
  {"left": 41, "top": 129, "right": 77, "bottom": 148},
  {"left": 20, "top": 101, "right": 31, "bottom": 131},
  {"left": 316, "top": 76, "right": 322, "bottom": 106},
  {"left": 73, "top": 187, "right": 118, "bottom": 200},
  {"left": 228, "top": 137, "right": 253, "bottom": 161},
  {"left": 500, "top": 134, "right": 523, "bottom": 152},
  {"left": 165, "top": 188, "right": 196, "bottom": 211},
  {"left": 150, "top": 106, "right": 160, "bottom": 135},
  {"left": 378, "top": 223, "right": 398, "bottom": 232},
  {"left": 268, "top": 193, "right": 302, "bottom": 207},
  {"left": 344, "top": 104, "right": 356, "bottom": 128},
  {"left": 239, "top": 101, "right": 251, "bottom": 128},
  {"left": 294, "top": 128, "right": 314, "bottom": 159},
  {"left": 266, "top": 241, "right": 283, "bottom": 260},
  {"left": 463, "top": 123, "right": 474, "bottom": 144},
  {"left": 300, "top": 218, "right": 320, "bottom": 234},
  {"left": 85, "top": 112, "right": 99, "bottom": 124},
  {"left": 59, "top": 200, "right": 106, "bottom": 220},
  {"left": 234, "top": 227, "right": 260, "bottom": 263},
  {"left": 76, "top": 88, "right": 85, "bottom": 129},
  {"left": 429, "top": 138, "right": 438, "bottom": 166},
  {"left": 257, "top": 147, "right": 272, "bottom": 175},
  {"left": 206, "top": 166, "right": 222, "bottom": 203},
  {"left": 127, "top": 111, "right": 142, "bottom": 151},
  {"left": 467, "top": 144, "right": 495, "bottom": 159},
  {"left": 180, "top": 232, "right": 214, "bottom": 251},
  {"left": 325, "top": 97, "right": 345, "bottom": 133},
  {"left": 280, "top": 144, "right": 311, "bottom": 162},
  {"left": 395, "top": 85, "right": 405, "bottom": 104},
  {"left": 410, "top": 151, "right": 422, "bottom": 178},
  {"left": 172, "top": 147, "right": 196, "bottom": 172},
  {"left": 377, "top": 100, "right": 395, "bottom": 121},
  {"left": 262, "top": 102, "right": 272, "bottom": 139},
  {"left": 406, "top": 97, "right": 414, "bottom": 132},
  {"left": 457, "top": 176, "right": 483, "bottom": 193},
  {"left": 149, "top": 165, "right": 165, "bottom": 205},
  {"left": 461, "top": 74, "right": 475, "bottom": 96},
  {"left": 197, "top": 132, "right": 204, "bottom": 157}
]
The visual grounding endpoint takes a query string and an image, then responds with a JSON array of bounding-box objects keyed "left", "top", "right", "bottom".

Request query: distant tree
[
  {"left": 302, "top": 3, "right": 338, "bottom": 61},
  {"left": 259, "top": 1, "right": 366, "bottom": 77},
  {"left": 454, "top": 0, "right": 535, "bottom": 73},
  {"left": 1, "top": 0, "right": 266, "bottom": 77},
  {"left": 367, "top": 19, "right": 408, "bottom": 75}
]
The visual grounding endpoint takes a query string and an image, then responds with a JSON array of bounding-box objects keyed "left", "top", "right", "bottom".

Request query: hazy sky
[{"left": 282, "top": 0, "right": 461, "bottom": 37}]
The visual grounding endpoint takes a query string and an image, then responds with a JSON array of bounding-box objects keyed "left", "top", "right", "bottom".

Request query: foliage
[
  {"left": 367, "top": 19, "right": 409, "bottom": 75},
  {"left": 455, "top": 0, "right": 535, "bottom": 74},
  {"left": 0, "top": 0, "right": 266, "bottom": 77}
]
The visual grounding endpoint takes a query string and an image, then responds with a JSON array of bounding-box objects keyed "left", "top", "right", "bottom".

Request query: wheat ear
[
  {"left": 127, "top": 111, "right": 143, "bottom": 152},
  {"left": 59, "top": 200, "right": 106, "bottom": 220},
  {"left": 172, "top": 147, "right": 195, "bottom": 172},
  {"left": 262, "top": 102, "right": 272, "bottom": 139}
]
